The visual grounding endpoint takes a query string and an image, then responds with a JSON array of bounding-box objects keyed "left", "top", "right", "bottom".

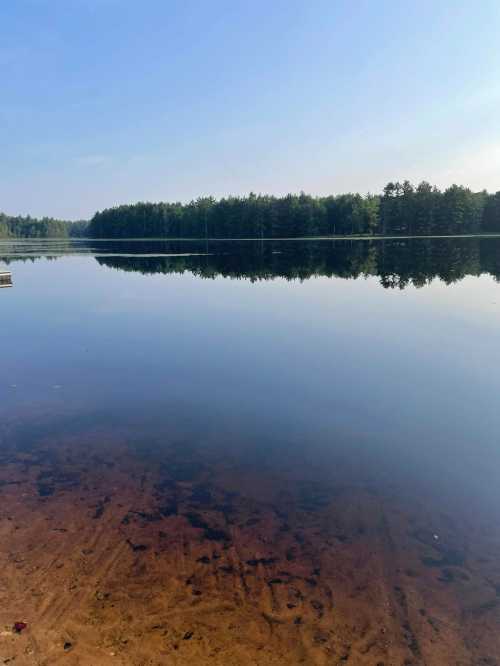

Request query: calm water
[
  {"left": 1, "top": 237, "right": 500, "bottom": 664},
  {"left": 2, "top": 238, "right": 500, "bottom": 501}
]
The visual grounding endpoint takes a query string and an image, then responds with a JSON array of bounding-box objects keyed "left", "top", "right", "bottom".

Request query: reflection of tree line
[
  {"left": 2, "top": 253, "right": 70, "bottom": 266},
  {"left": 3, "top": 238, "right": 500, "bottom": 289},
  {"left": 93, "top": 238, "right": 500, "bottom": 289}
]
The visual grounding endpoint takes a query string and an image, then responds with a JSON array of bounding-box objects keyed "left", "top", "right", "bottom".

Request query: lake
[{"left": 1, "top": 237, "right": 500, "bottom": 665}]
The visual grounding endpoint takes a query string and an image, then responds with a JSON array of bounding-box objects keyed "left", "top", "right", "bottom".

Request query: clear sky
[{"left": 2, "top": 0, "right": 500, "bottom": 220}]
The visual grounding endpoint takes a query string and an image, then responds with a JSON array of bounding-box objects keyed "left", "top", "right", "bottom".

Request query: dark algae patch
[
  {"left": 203, "top": 527, "right": 229, "bottom": 542},
  {"left": 158, "top": 501, "right": 178, "bottom": 517},
  {"left": 35, "top": 469, "right": 80, "bottom": 497},
  {"left": 190, "top": 484, "right": 212, "bottom": 504},
  {"left": 421, "top": 547, "right": 465, "bottom": 568},
  {"left": 126, "top": 539, "right": 148, "bottom": 552},
  {"left": 184, "top": 512, "right": 230, "bottom": 542},
  {"left": 246, "top": 557, "right": 278, "bottom": 566},
  {"left": 185, "top": 512, "right": 209, "bottom": 530},
  {"left": 196, "top": 555, "right": 210, "bottom": 564},
  {"left": 92, "top": 495, "right": 111, "bottom": 519},
  {"left": 37, "top": 483, "right": 55, "bottom": 497}
]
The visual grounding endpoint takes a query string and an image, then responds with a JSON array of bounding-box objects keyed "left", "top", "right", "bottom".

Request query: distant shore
[{"left": 3, "top": 232, "right": 500, "bottom": 243}]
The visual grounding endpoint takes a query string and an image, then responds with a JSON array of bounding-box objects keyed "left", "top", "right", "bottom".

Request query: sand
[{"left": 1, "top": 424, "right": 500, "bottom": 666}]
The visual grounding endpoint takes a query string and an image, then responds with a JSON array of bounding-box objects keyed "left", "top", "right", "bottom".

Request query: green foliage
[
  {"left": 87, "top": 192, "right": 380, "bottom": 239},
  {"left": 0, "top": 213, "right": 88, "bottom": 238},
  {"left": 0, "top": 213, "right": 70, "bottom": 238},
  {"left": 68, "top": 220, "right": 90, "bottom": 237},
  {"left": 88, "top": 183, "right": 500, "bottom": 239},
  {"left": 379, "top": 182, "right": 495, "bottom": 236},
  {"left": 482, "top": 192, "right": 500, "bottom": 232},
  {"left": 3, "top": 181, "right": 500, "bottom": 240}
]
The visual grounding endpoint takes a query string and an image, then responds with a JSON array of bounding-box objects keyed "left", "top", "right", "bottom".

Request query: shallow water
[{"left": 1, "top": 238, "right": 500, "bottom": 665}]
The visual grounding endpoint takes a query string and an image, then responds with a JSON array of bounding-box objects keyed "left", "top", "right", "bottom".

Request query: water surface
[{"left": 1, "top": 238, "right": 500, "bottom": 665}]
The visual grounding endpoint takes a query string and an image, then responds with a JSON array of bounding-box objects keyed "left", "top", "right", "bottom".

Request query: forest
[
  {"left": 2, "top": 182, "right": 500, "bottom": 239},
  {"left": 88, "top": 182, "right": 500, "bottom": 239},
  {"left": 0, "top": 213, "right": 87, "bottom": 239}
]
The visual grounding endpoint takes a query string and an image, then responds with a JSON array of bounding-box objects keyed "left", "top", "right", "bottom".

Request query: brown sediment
[{"left": 0, "top": 431, "right": 500, "bottom": 665}]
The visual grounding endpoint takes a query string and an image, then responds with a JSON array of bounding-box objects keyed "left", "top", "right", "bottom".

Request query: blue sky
[{"left": 2, "top": 0, "right": 500, "bottom": 220}]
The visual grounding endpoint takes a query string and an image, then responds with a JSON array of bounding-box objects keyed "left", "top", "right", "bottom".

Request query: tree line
[
  {"left": 2, "top": 182, "right": 500, "bottom": 239},
  {"left": 89, "top": 182, "right": 500, "bottom": 238},
  {"left": 0, "top": 213, "right": 87, "bottom": 239}
]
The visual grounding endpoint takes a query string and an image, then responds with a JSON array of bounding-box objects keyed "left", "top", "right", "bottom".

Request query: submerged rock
[{"left": 13, "top": 622, "right": 27, "bottom": 633}]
